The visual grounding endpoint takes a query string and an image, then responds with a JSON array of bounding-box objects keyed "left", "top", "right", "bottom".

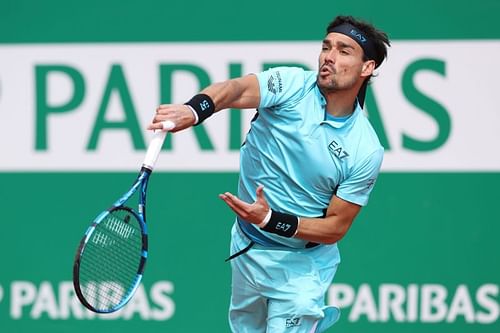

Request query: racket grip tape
[{"left": 142, "top": 130, "right": 167, "bottom": 170}]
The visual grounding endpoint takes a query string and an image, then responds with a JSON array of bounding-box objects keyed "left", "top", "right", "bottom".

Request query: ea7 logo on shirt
[
  {"left": 267, "top": 71, "right": 283, "bottom": 95},
  {"left": 328, "top": 139, "right": 349, "bottom": 160}
]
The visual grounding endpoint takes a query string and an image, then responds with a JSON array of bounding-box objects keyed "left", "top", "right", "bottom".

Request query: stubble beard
[{"left": 317, "top": 63, "right": 360, "bottom": 94}]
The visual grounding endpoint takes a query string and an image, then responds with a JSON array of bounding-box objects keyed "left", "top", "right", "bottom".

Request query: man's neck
[{"left": 323, "top": 90, "right": 358, "bottom": 117}]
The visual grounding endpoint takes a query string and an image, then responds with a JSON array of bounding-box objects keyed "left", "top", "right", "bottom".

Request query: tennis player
[{"left": 149, "top": 15, "right": 390, "bottom": 333}]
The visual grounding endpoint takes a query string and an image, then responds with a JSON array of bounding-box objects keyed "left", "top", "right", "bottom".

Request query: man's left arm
[
  {"left": 220, "top": 150, "right": 381, "bottom": 243},
  {"left": 219, "top": 187, "right": 361, "bottom": 244},
  {"left": 294, "top": 195, "right": 361, "bottom": 244}
]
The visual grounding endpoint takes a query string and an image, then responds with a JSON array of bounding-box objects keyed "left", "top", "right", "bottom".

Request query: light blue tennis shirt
[{"left": 237, "top": 67, "right": 384, "bottom": 248}]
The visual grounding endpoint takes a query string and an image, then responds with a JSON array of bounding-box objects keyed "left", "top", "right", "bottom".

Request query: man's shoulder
[
  {"left": 256, "top": 66, "right": 318, "bottom": 107},
  {"left": 352, "top": 110, "right": 384, "bottom": 156},
  {"left": 263, "top": 66, "right": 316, "bottom": 81}
]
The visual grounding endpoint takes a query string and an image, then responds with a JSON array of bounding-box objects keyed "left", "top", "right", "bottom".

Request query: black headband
[{"left": 328, "top": 23, "right": 377, "bottom": 61}]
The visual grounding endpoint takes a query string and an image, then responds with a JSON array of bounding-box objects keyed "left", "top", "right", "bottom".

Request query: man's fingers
[
  {"left": 149, "top": 104, "right": 197, "bottom": 132},
  {"left": 255, "top": 185, "right": 265, "bottom": 201},
  {"left": 147, "top": 121, "right": 163, "bottom": 131},
  {"left": 220, "top": 192, "right": 246, "bottom": 208},
  {"left": 161, "top": 120, "right": 175, "bottom": 131},
  {"left": 219, "top": 193, "right": 247, "bottom": 216},
  {"left": 156, "top": 104, "right": 174, "bottom": 114},
  {"left": 148, "top": 105, "right": 176, "bottom": 130}
]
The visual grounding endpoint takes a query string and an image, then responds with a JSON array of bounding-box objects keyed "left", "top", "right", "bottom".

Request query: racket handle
[{"left": 142, "top": 130, "right": 167, "bottom": 171}]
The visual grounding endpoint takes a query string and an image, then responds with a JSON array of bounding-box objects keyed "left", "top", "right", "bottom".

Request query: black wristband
[
  {"left": 261, "top": 211, "right": 299, "bottom": 238},
  {"left": 184, "top": 94, "right": 215, "bottom": 125}
]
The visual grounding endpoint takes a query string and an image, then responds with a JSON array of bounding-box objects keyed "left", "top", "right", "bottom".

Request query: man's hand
[
  {"left": 147, "top": 104, "right": 197, "bottom": 132},
  {"left": 219, "top": 185, "right": 270, "bottom": 225}
]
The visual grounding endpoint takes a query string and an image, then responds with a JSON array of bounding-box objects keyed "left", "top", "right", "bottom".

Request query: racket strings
[
  {"left": 80, "top": 230, "right": 141, "bottom": 307},
  {"left": 78, "top": 209, "right": 144, "bottom": 311}
]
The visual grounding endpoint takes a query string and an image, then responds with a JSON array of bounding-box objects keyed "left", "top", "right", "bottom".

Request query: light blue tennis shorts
[{"left": 228, "top": 223, "right": 341, "bottom": 333}]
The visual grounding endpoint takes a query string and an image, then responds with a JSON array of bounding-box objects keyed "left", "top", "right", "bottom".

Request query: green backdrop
[{"left": 0, "top": 0, "right": 498, "bottom": 332}]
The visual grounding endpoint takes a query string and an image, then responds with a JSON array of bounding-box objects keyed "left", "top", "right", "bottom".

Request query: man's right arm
[
  {"left": 201, "top": 74, "right": 260, "bottom": 112},
  {"left": 148, "top": 74, "right": 260, "bottom": 132}
]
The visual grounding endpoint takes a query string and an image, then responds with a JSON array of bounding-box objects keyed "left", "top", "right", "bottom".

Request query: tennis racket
[{"left": 72, "top": 121, "right": 174, "bottom": 314}]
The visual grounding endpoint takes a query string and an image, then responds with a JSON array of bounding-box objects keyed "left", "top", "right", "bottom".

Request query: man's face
[{"left": 317, "top": 32, "right": 369, "bottom": 93}]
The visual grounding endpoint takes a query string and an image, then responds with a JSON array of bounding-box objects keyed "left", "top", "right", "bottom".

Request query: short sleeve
[
  {"left": 336, "top": 148, "right": 384, "bottom": 206},
  {"left": 256, "top": 67, "right": 309, "bottom": 109}
]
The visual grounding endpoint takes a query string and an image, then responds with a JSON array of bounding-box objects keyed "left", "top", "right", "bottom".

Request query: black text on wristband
[
  {"left": 184, "top": 94, "right": 215, "bottom": 125},
  {"left": 261, "top": 211, "right": 299, "bottom": 238}
]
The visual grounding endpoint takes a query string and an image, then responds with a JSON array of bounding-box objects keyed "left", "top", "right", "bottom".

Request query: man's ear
[{"left": 361, "top": 60, "right": 375, "bottom": 78}]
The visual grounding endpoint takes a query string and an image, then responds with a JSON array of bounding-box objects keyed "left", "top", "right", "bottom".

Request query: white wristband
[
  {"left": 185, "top": 104, "right": 199, "bottom": 125},
  {"left": 257, "top": 209, "right": 273, "bottom": 228},
  {"left": 292, "top": 217, "right": 301, "bottom": 237}
]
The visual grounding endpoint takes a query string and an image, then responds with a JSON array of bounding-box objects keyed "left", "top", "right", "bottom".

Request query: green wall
[
  {"left": 1, "top": 0, "right": 500, "bottom": 42},
  {"left": 0, "top": 1, "right": 498, "bottom": 332}
]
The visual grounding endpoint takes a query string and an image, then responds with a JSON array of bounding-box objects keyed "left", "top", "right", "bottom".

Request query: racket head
[{"left": 73, "top": 206, "right": 148, "bottom": 313}]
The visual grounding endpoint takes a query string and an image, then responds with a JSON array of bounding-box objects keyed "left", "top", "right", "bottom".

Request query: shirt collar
[{"left": 317, "top": 90, "right": 361, "bottom": 128}]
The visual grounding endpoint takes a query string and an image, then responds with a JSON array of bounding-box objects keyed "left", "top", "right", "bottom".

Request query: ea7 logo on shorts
[{"left": 285, "top": 317, "right": 301, "bottom": 328}]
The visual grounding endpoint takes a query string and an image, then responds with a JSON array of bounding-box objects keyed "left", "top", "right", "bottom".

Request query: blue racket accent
[
  {"left": 73, "top": 130, "right": 169, "bottom": 314},
  {"left": 73, "top": 169, "right": 152, "bottom": 313}
]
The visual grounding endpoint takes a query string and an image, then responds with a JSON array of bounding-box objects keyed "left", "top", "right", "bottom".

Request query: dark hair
[{"left": 326, "top": 15, "right": 390, "bottom": 69}]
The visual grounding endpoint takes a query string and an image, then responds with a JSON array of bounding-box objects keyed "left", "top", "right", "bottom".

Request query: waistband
[{"left": 225, "top": 219, "right": 320, "bottom": 262}]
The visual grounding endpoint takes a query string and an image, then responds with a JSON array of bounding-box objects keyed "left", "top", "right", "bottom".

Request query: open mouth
[{"left": 320, "top": 64, "right": 335, "bottom": 76}]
